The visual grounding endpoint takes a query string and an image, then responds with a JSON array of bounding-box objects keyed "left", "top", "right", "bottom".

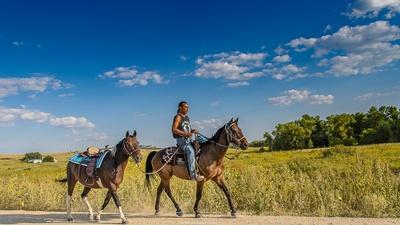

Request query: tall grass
[{"left": 0, "top": 144, "right": 399, "bottom": 217}]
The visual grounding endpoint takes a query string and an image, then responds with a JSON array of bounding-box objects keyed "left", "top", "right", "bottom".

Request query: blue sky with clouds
[{"left": 0, "top": 0, "right": 399, "bottom": 153}]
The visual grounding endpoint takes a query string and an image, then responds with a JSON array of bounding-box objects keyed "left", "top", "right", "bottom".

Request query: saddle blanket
[{"left": 69, "top": 151, "right": 110, "bottom": 168}]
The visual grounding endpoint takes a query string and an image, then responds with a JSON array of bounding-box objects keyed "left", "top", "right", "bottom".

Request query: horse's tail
[
  {"left": 145, "top": 151, "right": 157, "bottom": 189},
  {"left": 56, "top": 178, "right": 67, "bottom": 183}
]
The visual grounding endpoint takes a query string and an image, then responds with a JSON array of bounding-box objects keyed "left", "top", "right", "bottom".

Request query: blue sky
[{"left": 0, "top": 0, "right": 399, "bottom": 153}]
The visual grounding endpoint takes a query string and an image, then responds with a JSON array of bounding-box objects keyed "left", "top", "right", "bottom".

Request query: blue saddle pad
[{"left": 69, "top": 151, "right": 110, "bottom": 168}]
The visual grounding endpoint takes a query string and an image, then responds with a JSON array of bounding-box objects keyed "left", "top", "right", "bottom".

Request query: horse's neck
[
  {"left": 208, "top": 129, "right": 229, "bottom": 162},
  {"left": 114, "top": 145, "right": 129, "bottom": 175}
]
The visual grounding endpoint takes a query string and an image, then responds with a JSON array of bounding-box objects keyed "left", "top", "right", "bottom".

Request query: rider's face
[{"left": 180, "top": 104, "right": 189, "bottom": 114}]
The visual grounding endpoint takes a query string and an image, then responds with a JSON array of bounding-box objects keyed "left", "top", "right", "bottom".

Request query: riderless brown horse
[
  {"left": 145, "top": 118, "right": 248, "bottom": 218},
  {"left": 63, "top": 130, "right": 142, "bottom": 224}
]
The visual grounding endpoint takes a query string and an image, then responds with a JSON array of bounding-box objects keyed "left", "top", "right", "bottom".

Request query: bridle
[
  {"left": 224, "top": 122, "right": 246, "bottom": 147},
  {"left": 122, "top": 138, "right": 140, "bottom": 157}
]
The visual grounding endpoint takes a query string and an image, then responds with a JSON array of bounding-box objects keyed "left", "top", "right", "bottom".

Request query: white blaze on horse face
[{"left": 82, "top": 196, "right": 94, "bottom": 216}]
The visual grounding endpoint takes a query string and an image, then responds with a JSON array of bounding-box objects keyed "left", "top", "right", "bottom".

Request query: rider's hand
[
  {"left": 191, "top": 129, "right": 199, "bottom": 134},
  {"left": 185, "top": 132, "right": 192, "bottom": 138}
]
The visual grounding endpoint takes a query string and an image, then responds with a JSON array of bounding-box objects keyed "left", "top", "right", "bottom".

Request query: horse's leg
[
  {"left": 154, "top": 181, "right": 165, "bottom": 215},
  {"left": 164, "top": 178, "right": 183, "bottom": 216},
  {"left": 66, "top": 166, "right": 77, "bottom": 222},
  {"left": 213, "top": 177, "right": 236, "bottom": 217},
  {"left": 193, "top": 180, "right": 205, "bottom": 218},
  {"left": 81, "top": 187, "right": 94, "bottom": 220},
  {"left": 96, "top": 190, "right": 112, "bottom": 221},
  {"left": 110, "top": 188, "right": 128, "bottom": 224}
]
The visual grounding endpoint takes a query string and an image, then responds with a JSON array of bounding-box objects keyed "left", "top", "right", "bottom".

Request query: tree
[
  {"left": 272, "top": 122, "right": 309, "bottom": 150},
  {"left": 263, "top": 132, "right": 273, "bottom": 150},
  {"left": 326, "top": 114, "right": 357, "bottom": 146}
]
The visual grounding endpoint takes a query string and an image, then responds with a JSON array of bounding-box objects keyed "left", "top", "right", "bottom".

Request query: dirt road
[{"left": 0, "top": 210, "right": 399, "bottom": 225}]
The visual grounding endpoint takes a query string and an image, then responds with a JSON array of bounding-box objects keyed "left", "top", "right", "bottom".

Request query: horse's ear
[
  {"left": 229, "top": 118, "right": 233, "bottom": 124},
  {"left": 126, "top": 130, "right": 130, "bottom": 138},
  {"left": 133, "top": 130, "right": 137, "bottom": 137},
  {"left": 234, "top": 117, "right": 239, "bottom": 123}
]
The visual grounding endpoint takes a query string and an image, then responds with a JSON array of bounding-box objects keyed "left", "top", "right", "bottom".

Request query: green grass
[{"left": 0, "top": 144, "right": 399, "bottom": 217}]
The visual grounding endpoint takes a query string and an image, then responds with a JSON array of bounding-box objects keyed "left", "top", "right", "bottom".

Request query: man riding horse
[{"left": 172, "top": 101, "right": 205, "bottom": 182}]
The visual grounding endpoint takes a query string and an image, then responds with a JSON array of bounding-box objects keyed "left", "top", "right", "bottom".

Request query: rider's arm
[{"left": 172, "top": 115, "right": 191, "bottom": 137}]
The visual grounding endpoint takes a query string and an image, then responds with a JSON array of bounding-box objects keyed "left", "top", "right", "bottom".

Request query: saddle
[{"left": 161, "top": 140, "right": 202, "bottom": 166}]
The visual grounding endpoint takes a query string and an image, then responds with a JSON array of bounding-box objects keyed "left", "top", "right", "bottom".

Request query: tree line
[{"left": 249, "top": 105, "right": 400, "bottom": 151}]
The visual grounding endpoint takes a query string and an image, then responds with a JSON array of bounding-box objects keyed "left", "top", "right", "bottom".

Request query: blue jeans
[{"left": 176, "top": 137, "right": 196, "bottom": 180}]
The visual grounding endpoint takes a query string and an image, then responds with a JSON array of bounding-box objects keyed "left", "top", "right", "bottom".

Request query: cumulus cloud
[
  {"left": 0, "top": 76, "right": 70, "bottom": 100},
  {"left": 264, "top": 64, "right": 307, "bottom": 80},
  {"left": 269, "top": 89, "right": 334, "bottom": 105},
  {"left": 49, "top": 116, "right": 94, "bottom": 128},
  {"left": 273, "top": 54, "right": 291, "bottom": 63},
  {"left": 195, "top": 51, "right": 268, "bottom": 86},
  {"left": 0, "top": 105, "right": 94, "bottom": 128},
  {"left": 287, "top": 21, "right": 400, "bottom": 76},
  {"left": 347, "top": 0, "right": 400, "bottom": 19},
  {"left": 100, "top": 66, "right": 168, "bottom": 87}
]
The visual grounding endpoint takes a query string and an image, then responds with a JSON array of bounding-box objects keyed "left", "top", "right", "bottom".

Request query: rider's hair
[{"left": 177, "top": 101, "right": 188, "bottom": 113}]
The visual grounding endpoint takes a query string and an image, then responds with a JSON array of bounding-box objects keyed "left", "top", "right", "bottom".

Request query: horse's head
[
  {"left": 122, "top": 130, "right": 142, "bottom": 164},
  {"left": 225, "top": 118, "right": 248, "bottom": 150}
]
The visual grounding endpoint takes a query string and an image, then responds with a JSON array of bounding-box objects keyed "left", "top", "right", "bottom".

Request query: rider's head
[{"left": 177, "top": 101, "right": 189, "bottom": 114}]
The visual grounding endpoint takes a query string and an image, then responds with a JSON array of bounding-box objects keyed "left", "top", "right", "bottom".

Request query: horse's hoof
[
  {"left": 88, "top": 214, "right": 94, "bottom": 221},
  {"left": 95, "top": 214, "right": 101, "bottom": 221},
  {"left": 155, "top": 211, "right": 160, "bottom": 216},
  {"left": 231, "top": 212, "right": 237, "bottom": 218},
  {"left": 67, "top": 217, "right": 74, "bottom": 222},
  {"left": 195, "top": 213, "right": 202, "bottom": 218},
  {"left": 176, "top": 210, "right": 183, "bottom": 216},
  {"left": 121, "top": 218, "right": 128, "bottom": 224}
]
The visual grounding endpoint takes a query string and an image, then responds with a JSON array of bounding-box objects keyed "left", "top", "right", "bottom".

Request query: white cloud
[
  {"left": 347, "top": 0, "right": 400, "bottom": 19},
  {"left": 12, "top": 41, "right": 24, "bottom": 47},
  {"left": 0, "top": 105, "right": 94, "bottom": 128},
  {"left": 100, "top": 66, "right": 168, "bottom": 87},
  {"left": 269, "top": 89, "right": 334, "bottom": 105},
  {"left": 354, "top": 90, "right": 400, "bottom": 101},
  {"left": 192, "top": 118, "right": 224, "bottom": 130},
  {"left": 91, "top": 132, "right": 109, "bottom": 141},
  {"left": 0, "top": 76, "right": 70, "bottom": 100},
  {"left": 179, "top": 55, "right": 188, "bottom": 61},
  {"left": 227, "top": 81, "right": 249, "bottom": 87},
  {"left": 210, "top": 101, "right": 220, "bottom": 107},
  {"left": 49, "top": 116, "right": 95, "bottom": 128},
  {"left": 324, "top": 24, "right": 332, "bottom": 33},
  {"left": 273, "top": 54, "right": 291, "bottom": 63},
  {"left": 195, "top": 51, "right": 268, "bottom": 86},
  {"left": 287, "top": 21, "right": 400, "bottom": 76},
  {"left": 58, "top": 93, "right": 75, "bottom": 98},
  {"left": 274, "top": 46, "right": 289, "bottom": 55},
  {"left": 264, "top": 64, "right": 307, "bottom": 80}
]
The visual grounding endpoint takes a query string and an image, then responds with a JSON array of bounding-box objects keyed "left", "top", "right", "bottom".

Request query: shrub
[
  {"left": 21, "top": 152, "right": 42, "bottom": 162},
  {"left": 42, "top": 155, "right": 55, "bottom": 162}
]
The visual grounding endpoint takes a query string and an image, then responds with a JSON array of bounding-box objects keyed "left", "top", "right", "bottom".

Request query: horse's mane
[{"left": 201, "top": 125, "right": 225, "bottom": 146}]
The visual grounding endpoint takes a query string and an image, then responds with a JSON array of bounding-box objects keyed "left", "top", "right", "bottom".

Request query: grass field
[{"left": 0, "top": 143, "right": 399, "bottom": 217}]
